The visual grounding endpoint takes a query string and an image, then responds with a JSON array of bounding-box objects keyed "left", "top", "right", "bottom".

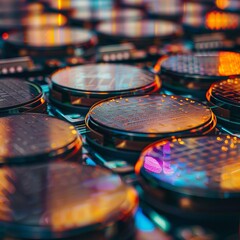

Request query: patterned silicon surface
[
  {"left": 51, "top": 64, "right": 158, "bottom": 92},
  {"left": 161, "top": 52, "right": 240, "bottom": 77},
  {"left": 0, "top": 114, "right": 79, "bottom": 158},
  {"left": 138, "top": 135, "right": 240, "bottom": 195},
  {"left": 0, "top": 79, "right": 41, "bottom": 109},
  {"left": 88, "top": 95, "right": 213, "bottom": 134}
]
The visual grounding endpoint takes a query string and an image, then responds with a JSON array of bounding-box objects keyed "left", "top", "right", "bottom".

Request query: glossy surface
[
  {"left": 87, "top": 95, "right": 213, "bottom": 134},
  {"left": 97, "top": 19, "right": 181, "bottom": 38},
  {"left": 6, "top": 27, "right": 95, "bottom": 48},
  {"left": 72, "top": 8, "right": 143, "bottom": 21},
  {"left": 0, "top": 163, "right": 137, "bottom": 237},
  {"left": 0, "top": 79, "right": 42, "bottom": 109},
  {"left": 161, "top": 52, "right": 240, "bottom": 77},
  {"left": 46, "top": 0, "right": 114, "bottom": 10},
  {"left": 208, "top": 78, "right": 240, "bottom": 105},
  {"left": 136, "top": 135, "right": 240, "bottom": 197},
  {"left": 51, "top": 64, "right": 159, "bottom": 92},
  {"left": 0, "top": 13, "right": 67, "bottom": 29},
  {"left": 0, "top": 114, "right": 80, "bottom": 159}
]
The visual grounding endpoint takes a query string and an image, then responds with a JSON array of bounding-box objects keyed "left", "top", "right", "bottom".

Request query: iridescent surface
[
  {"left": 136, "top": 135, "right": 240, "bottom": 196},
  {"left": 0, "top": 79, "right": 41, "bottom": 109},
  {"left": 161, "top": 52, "right": 240, "bottom": 77},
  {"left": 51, "top": 64, "right": 159, "bottom": 92},
  {"left": 87, "top": 95, "right": 213, "bottom": 133},
  {"left": 0, "top": 163, "right": 136, "bottom": 235},
  {"left": 0, "top": 114, "right": 80, "bottom": 158},
  {"left": 7, "top": 27, "right": 95, "bottom": 48},
  {"left": 97, "top": 19, "right": 181, "bottom": 38}
]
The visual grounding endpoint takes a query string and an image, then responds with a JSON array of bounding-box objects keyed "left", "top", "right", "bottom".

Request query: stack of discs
[
  {"left": 4, "top": 27, "right": 97, "bottom": 59},
  {"left": 0, "top": 114, "right": 82, "bottom": 164},
  {"left": 96, "top": 19, "right": 182, "bottom": 47},
  {"left": 158, "top": 51, "right": 240, "bottom": 99},
  {"left": 206, "top": 78, "right": 240, "bottom": 132},
  {"left": 135, "top": 135, "right": 240, "bottom": 238},
  {"left": 0, "top": 79, "right": 47, "bottom": 116},
  {"left": 85, "top": 94, "right": 216, "bottom": 162},
  {"left": 0, "top": 163, "right": 138, "bottom": 239},
  {"left": 49, "top": 63, "right": 161, "bottom": 113}
]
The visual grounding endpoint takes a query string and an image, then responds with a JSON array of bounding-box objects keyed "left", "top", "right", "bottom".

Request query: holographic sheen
[{"left": 138, "top": 135, "right": 240, "bottom": 196}]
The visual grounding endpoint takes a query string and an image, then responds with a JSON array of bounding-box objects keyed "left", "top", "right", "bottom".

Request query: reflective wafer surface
[
  {"left": 209, "top": 79, "right": 240, "bottom": 105},
  {"left": 97, "top": 19, "right": 181, "bottom": 38},
  {"left": 0, "top": 79, "right": 41, "bottom": 109},
  {"left": 0, "top": 163, "right": 136, "bottom": 236},
  {"left": 0, "top": 114, "right": 80, "bottom": 158},
  {"left": 51, "top": 64, "right": 158, "bottom": 92},
  {"left": 137, "top": 135, "right": 240, "bottom": 196},
  {"left": 161, "top": 52, "right": 240, "bottom": 77},
  {"left": 87, "top": 95, "right": 213, "bottom": 134},
  {"left": 7, "top": 27, "right": 95, "bottom": 48}
]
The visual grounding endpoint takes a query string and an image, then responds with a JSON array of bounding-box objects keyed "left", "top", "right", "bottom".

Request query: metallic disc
[
  {"left": 0, "top": 163, "right": 137, "bottom": 239},
  {"left": 0, "top": 13, "right": 67, "bottom": 31},
  {"left": 208, "top": 78, "right": 240, "bottom": 106},
  {"left": 6, "top": 27, "right": 96, "bottom": 48},
  {"left": 51, "top": 64, "right": 160, "bottom": 93},
  {"left": 87, "top": 95, "right": 214, "bottom": 135},
  {"left": 97, "top": 19, "right": 181, "bottom": 39},
  {"left": 0, "top": 79, "right": 42, "bottom": 110},
  {"left": 71, "top": 8, "right": 143, "bottom": 22},
  {"left": 0, "top": 114, "right": 82, "bottom": 162},
  {"left": 137, "top": 135, "right": 240, "bottom": 197},
  {"left": 161, "top": 52, "right": 240, "bottom": 79}
]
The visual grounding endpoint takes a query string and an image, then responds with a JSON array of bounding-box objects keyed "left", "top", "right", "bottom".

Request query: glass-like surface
[
  {"left": 51, "top": 64, "right": 159, "bottom": 92},
  {"left": 208, "top": 78, "right": 240, "bottom": 105},
  {"left": 7, "top": 27, "right": 94, "bottom": 48},
  {"left": 136, "top": 135, "right": 240, "bottom": 197},
  {"left": 0, "top": 163, "right": 136, "bottom": 237},
  {"left": 87, "top": 95, "right": 213, "bottom": 134},
  {"left": 97, "top": 19, "right": 181, "bottom": 38},
  {"left": 0, "top": 114, "right": 80, "bottom": 158},
  {"left": 161, "top": 52, "right": 240, "bottom": 77},
  {"left": 0, "top": 79, "right": 41, "bottom": 109}
]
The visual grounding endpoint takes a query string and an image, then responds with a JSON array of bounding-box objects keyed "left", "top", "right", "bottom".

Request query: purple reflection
[
  {"left": 143, "top": 143, "right": 177, "bottom": 175},
  {"left": 143, "top": 155, "right": 162, "bottom": 174}
]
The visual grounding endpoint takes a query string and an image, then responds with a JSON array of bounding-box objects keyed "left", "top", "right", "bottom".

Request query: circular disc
[
  {"left": 6, "top": 27, "right": 96, "bottom": 49},
  {"left": 46, "top": 0, "right": 114, "bottom": 10},
  {"left": 208, "top": 79, "right": 240, "bottom": 106},
  {"left": 0, "top": 79, "right": 42, "bottom": 111},
  {"left": 0, "top": 13, "right": 67, "bottom": 31},
  {"left": 161, "top": 52, "right": 240, "bottom": 79},
  {"left": 71, "top": 8, "right": 143, "bottom": 22},
  {"left": 0, "top": 163, "right": 137, "bottom": 239},
  {"left": 147, "top": 0, "right": 183, "bottom": 18},
  {"left": 51, "top": 64, "right": 160, "bottom": 94},
  {"left": 87, "top": 95, "right": 214, "bottom": 135},
  {"left": 0, "top": 114, "right": 82, "bottom": 163},
  {"left": 137, "top": 135, "right": 240, "bottom": 197},
  {"left": 97, "top": 19, "right": 181, "bottom": 40}
]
